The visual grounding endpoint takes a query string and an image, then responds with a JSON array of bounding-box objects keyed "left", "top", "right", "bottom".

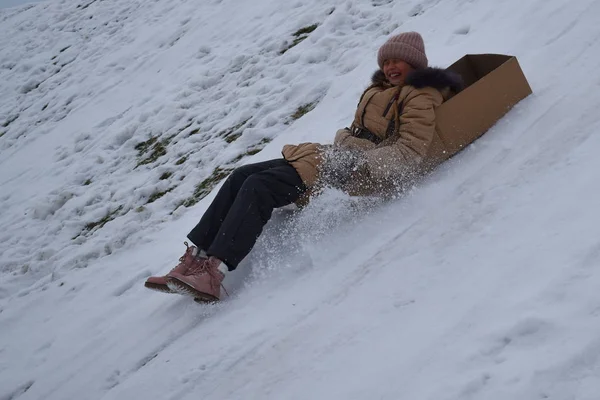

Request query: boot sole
[
  {"left": 166, "top": 277, "right": 219, "bottom": 303},
  {"left": 144, "top": 281, "right": 174, "bottom": 293}
]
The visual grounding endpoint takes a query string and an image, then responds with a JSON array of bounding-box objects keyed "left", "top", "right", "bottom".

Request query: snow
[
  {"left": 1, "top": 0, "right": 600, "bottom": 398},
  {"left": 0, "top": 0, "right": 43, "bottom": 10}
]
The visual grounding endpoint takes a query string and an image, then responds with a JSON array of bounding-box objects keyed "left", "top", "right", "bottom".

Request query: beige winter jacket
[{"left": 282, "top": 68, "right": 463, "bottom": 196}]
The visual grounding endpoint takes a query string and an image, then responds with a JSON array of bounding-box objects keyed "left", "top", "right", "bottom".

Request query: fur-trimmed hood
[{"left": 371, "top": 67, "right": 464, "bottom": 93}]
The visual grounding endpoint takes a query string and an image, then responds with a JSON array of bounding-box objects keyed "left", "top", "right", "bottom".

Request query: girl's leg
[
  {"left": 206, "top": 162, "right": 306, "bottom": 269},
  {"left": 186, "top": 159, "right": 299, "bottom": 251}
]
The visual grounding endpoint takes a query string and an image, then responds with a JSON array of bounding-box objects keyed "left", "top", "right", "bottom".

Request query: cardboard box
[{"left": 428, "top": 54, "right": 532, "bottom": 164}]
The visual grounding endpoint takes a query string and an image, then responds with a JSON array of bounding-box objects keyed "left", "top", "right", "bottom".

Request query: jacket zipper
[{"left": 382, "top": 93, "right": 399, "bottom": 117}]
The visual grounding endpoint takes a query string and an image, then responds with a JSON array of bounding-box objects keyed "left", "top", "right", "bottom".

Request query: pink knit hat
[{"left": 377, "top": 32, "right": 428, "bottom": 70}]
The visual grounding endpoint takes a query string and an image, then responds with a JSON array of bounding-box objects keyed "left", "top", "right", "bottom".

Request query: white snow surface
[
  {"left": 1, "top": 0, "right": 600, "bottom": 398},
  {"left": 0, "top": 0, "right": 43, "bottom": 10}
]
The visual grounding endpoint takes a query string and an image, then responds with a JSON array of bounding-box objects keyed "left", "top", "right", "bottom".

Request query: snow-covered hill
[
  {"left": 2, "top": 0, "right": 600, "bottom": 399},
  {"left": 0, "top": 0, "right": 39, "bottom": 9}
]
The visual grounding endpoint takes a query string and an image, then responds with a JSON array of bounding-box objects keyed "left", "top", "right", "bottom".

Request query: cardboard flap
[
  {"left": 434, "top": 55, "right": 532, "bottom": 157},
  {"left": 447, "top": 54, "right": 513, "bottom": 89}
]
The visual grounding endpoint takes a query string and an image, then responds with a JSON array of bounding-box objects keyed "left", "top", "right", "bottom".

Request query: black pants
[{"left": 187, "top": 159, "right": 307, "bottom": 270}]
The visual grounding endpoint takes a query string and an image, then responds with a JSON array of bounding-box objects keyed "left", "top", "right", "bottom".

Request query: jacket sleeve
[
  {"left": 333, "top": 128, "right": 378, "bottom": 151},
  {"left": 281, "top": 142, "right": 324, "bottom": 187},
  {"left": 363, "top": 87, "right": 443, "bottom": 181}
]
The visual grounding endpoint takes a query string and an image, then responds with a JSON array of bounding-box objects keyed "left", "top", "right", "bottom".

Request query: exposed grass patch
[
  {"left": 175, "top": 120, "right": 193, "bottom": 136},
  {"left": 229, "top": 138, "right": 273, "bottom": 164},
  {"left": 224, "top": 132, "right": 242, "bottom": 143},
  {"left": 147, "top": 187, "right": 174, "bottom": 204},
  {"left": 135, "top": 136, "right": 169, "bottom": 167},
  {"left": 247, "top": 137, "right": 273, "bottom": 155},
  {"left": 230, "top": 138, "right": 273, "bottom": 163},
  {"left": 135, "top": 206, "right": 146, "bottom": 212},
  {"left": 21, "top": 81, "right": 41, "bottom": 94},
  {"left": 77, "top": 0, "right": 97, "bottom": 10},
  {"left": 280, "top": 24, "right": 319, "bottom": 54},
  {"left": 281, "top": 38, "right": 306, "bottom": 55},
  {"left": 230, "top": 154, "right": 245, "bottom": 164},
  {"left": 179, "top": 167, "right": 234, "bottom": 208},
  {"left": 2, "top": 114, "right": 19, "bottom": 128},
  {"left": 188, "top": 127, "right": 200, "bottom": 136},
  {"left": 293, "top": 24, "right": 319, "bottom": 37},
  {"left": 289, "top": 102, "right": 317, "bottom": 122},
  {"left": 0, "top": 132, "right": 5, "bottom": 138},
  {"left": 175, "top": 156, "right": 187, "bottom": 165},
  {"left": 83, "top": 178, "right": 92, "bottom": 186},
  {"left": 159, "top": 171, "right": 173, "bottom": 180},
  {"left": 135, "top": 136, "right": 158, "bottom": 154},
  {"left": 246, "top": 148, "right": 262, "bottom": 156},
  {"left": 139, "top": 142, "right": 167, "bottom": 165},
  {"left": 372, "top": 0, "right": 393, "bottom": 5},
  {"left": 219, "top": 118, "right": 250, "bottom": 143},
  {"left": 76, "top": 205, "right": 123, "bottom": 238}
]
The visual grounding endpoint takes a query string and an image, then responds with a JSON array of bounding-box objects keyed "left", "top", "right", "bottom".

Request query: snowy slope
[
  {"left": 0, "top": 0, "right": 41, "bottom": 9},
  {"left": 2, "top": 0, "right": 600, "bottom": 399}
]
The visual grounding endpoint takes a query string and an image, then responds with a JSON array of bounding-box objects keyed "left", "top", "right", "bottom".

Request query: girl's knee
[
  {"left": 228, "top": 165, "right": 252, "bottom": 183},
  {"left": 240, "top": 174, "right": 266, "bottom": 190}
]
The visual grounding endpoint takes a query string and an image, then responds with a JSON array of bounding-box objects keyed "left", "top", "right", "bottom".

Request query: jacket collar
[{"left": 371, "top": 67, "right": 464, "bottom": 93}]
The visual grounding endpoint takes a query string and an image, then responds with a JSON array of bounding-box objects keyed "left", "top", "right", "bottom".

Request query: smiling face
[{"left": 382, "top": 59, "right": 415, "bottom": 86}]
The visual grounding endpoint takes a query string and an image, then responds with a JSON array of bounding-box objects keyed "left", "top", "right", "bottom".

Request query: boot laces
[
  {"left": 186, "top": 258, "right": 209, "bottom": 275},
  {"left": 191, "top": 257, "right": 230, "bottom": 298},
  {"left": 180, "top": 242, "right": 229, "bottom": 297},
  {"left": 178, "top": 241, "right": 193, "bottom": 263},
  {"left": 170, "top": 241, "right": 194, "bottom": 273}
]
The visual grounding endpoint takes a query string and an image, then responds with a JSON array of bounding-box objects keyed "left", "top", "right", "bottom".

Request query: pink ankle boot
[
  {"left": 144, "top": 243, "right": 205, "bottom": 293},
  {"left": 166, "top": 256, "right": 225, "bottom": 302}
]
